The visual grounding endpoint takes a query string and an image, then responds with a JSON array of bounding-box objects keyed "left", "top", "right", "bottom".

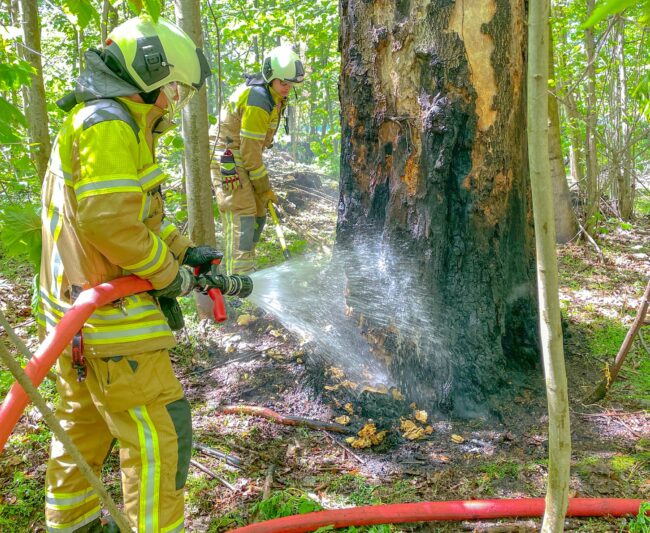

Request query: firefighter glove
[
  {"left": 150, "top": 266, "right": 194, "bottom": 299},
  {"left": 259, "top": 189, "right": 278, "bottom": 205},
  {"left": 158, "top": 297, "right": 185, "bottom": 331},
  {"left": 183, "top": 246, "right": 224, "bottom": 268}
]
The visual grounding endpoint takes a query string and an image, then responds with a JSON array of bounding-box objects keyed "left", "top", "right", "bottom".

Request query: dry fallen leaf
[
  {"left": 324, "top": 384, "right": 340, "bottom": 392},
  {"left": 236, "top": 314, "right": 256, "bottom": 326},
  {"left": 343, "top": 403, "right": 354, "bottom": 415},
  {"left": 340, "top": 380, "right": 359, "bottom": 390},
  {"left": 451, "top": 434, "right": 465, "bottom": 444},
  {"left": 334, "top": 415, "right": 351, "bottom": 425},
  {"left": 360, "top": 384, "right": 389, "bottom": 395},
  {"left": 348, "top": 422, "right": 387, "bottom": 448},
  {"left": 266, "top": 348, "right": 284, "bottom": 361},
  {"left": 400, "top": 419, "right": 427, "bottom": 441},
  {"left": 350, "top": 438, "right": 372, "bottom": 448},
  {"left": 329, "top": 367, "right": 345, "bottom": 379},
  {"left": 391, "top": 388, "right": 404, "bottom": 401},
  {"left": 269, "top": 329, "right": 284, "bottom": 338},
  {"left": 409, "top": 402, "right": 418, "bottom": 410},
  {"left": 414, "top": 410, "right": 428, "bottom": 423}
]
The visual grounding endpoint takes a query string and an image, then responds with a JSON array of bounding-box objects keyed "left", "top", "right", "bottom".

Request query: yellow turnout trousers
[
  {"left": 215, "top": 165, "right": 267, "bottom": 275},
  {"left": 45, "top": 349, "right": 191, "bottom": 533}
]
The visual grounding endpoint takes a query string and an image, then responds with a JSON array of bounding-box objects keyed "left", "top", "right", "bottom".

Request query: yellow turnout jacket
[
  {"left": 38, "top": 97, "right": 192, "bottom": 357},
  {"left": 211, "top": 78, "right": 286, "bottom": 194}
]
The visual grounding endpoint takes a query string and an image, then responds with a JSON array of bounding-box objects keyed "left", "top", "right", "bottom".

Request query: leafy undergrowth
[{"left": 1, "top": 167, "right": 649, "bottom": 531}]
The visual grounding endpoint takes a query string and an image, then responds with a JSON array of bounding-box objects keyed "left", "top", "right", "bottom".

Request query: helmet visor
[
  {"left": 285, "top": 60, "right": 305, "bottom": 83},
  {"left": 161, "top": 82, "right": 196, "bottom": 116}
]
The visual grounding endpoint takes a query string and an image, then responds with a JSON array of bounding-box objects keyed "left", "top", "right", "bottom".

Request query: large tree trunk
[
  {"left": 528, "top": 3, "right": 570, "bottom": 530},
  {"left": 548, "top": 31, "right": 577, "bottom": 243},
  {"left": 174, "top": 0, "right": 216, "bottom": 248},
  {"left": 18, "top": 0, "right": 51, "bottom": 181},
  {"left": 337, "top": 0, "right": 538, "bottom": 416}
]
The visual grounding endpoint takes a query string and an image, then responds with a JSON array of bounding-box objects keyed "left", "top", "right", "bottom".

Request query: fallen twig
[
  {"left": 188, "top": 352, "right": 259, "bottom": 375},
  {"left": 194, "top": 442, "right": 242, "bottom": 469},
  {"left": 189, "top": 459, "right": 236, "bottom": 491},
  {"left": 321, "top": 430, "right": 366, "bottom": 465},
  {"left": 219, "top": 405, "right": 354, "bottom": 434},
  {"left": 576, "top": 218, "right": 605, "bottom": 263},
  {"left": 263, "top": 464, "right": 276, "bottom": 500},
  {"left": 586, "top": 278, "right": 650, "bottom": 403},
  {"left": 285, "top": 184, "right": 337, "bottom": 204},
  {"left": 576, "top": 410, "right": 649, "bottom": 418}
]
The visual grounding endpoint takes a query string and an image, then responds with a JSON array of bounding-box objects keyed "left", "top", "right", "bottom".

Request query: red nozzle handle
[
  {"left": 208, "top": 287, "right": 227, "bottom": 322},
  {"left": 194, "top": 259, "right": 227, "bottom": 323}
]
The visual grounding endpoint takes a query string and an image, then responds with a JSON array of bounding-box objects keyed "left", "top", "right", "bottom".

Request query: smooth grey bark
[
  {"left": 612, "top": 17, "right": 633, "bottom": 220},
  {"left": 528, "top": 2, "right": 571, "bottom": 530},
  {"left": 18, "top": 0, "right": 51, "bottom": 181},
  {"left": 174, "top": 0, "right": 216, "bottom": 247},
  {"left": 175, "top": 0, "right": 217, "bottom": 319},
  {"left": 100, "top": 0, "right": 118, "bottom": 45},
  {"left": 584, "top": 0, "right": 599, "bottom": 233},
  {"left": 548, "top": 31, "right": 577, "bottom": 243}
]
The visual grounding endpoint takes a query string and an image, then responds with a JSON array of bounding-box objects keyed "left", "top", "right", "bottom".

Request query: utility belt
[{"left": 218, "top": 148, "right": 242, "bottom": 192}]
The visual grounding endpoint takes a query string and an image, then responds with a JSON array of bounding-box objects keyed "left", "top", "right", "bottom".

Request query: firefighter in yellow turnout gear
[
  {"left": 38, "top": 16, "right": 219, "bottom": 532},
  {"left": 210, "top": 46, "right": 305, "bottom": 274}
]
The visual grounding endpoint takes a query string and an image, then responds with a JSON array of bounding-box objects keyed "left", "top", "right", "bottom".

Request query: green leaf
[
  {"left": 297, "top": 499, "right": 320, "bottom": 514},
  {"left": 0, "top": 204, "right": 42, "bottom": 268},
  {"left": 143, "top": 0, "right": 162, "bottom": 22},
  {"left": 62, "top": 0, "right": 99, "bottom": 30},
  {"left": 582, "top": 0, "right": 643, "bottom": 28},
  {"left": 127, "top": 0, "right": 161, "bottom": 20},
  {"left": 0, "top": 97, "right": 27, "bottom": 144},
  {"left": 127, "top": 0, "right": 143, "bottom": 13},
  {"left": 0, "top": 61, "right": 35, "bottom": 91}
]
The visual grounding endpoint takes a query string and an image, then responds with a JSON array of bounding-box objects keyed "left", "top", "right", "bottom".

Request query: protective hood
[
  {"left": 57, "top": 50, "right": 141, "bottom": 112},
  {"left": 244, "top": 72, "right": 267, "bottom": 87}
]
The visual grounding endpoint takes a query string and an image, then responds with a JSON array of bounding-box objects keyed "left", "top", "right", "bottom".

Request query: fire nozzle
[{"left": 193, "top": 260, "right": 253, "bottom": 322}]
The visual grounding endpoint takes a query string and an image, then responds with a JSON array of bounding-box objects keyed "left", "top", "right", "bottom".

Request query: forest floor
[{"left": 0, "top": 154, "right": 649, "bottom": 532}]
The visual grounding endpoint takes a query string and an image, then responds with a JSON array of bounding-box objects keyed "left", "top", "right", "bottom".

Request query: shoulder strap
[
  {"left": 246, "top": 85, "right": 275, "bottom": 114},
  {"left": 81, "top": 99, "right": 140, "bottom": 141}
]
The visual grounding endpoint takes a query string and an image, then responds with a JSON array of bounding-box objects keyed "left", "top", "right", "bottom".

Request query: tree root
[{"left": 219, "top": 405, "right": 353, "bottom": 434}]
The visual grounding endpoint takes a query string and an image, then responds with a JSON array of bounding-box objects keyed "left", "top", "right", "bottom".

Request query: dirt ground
[
  {"left": 177, "top": 160, "right": 650, "bottom": 531},
  {"left": 1, "top": 155, "right": 649, "bottom": 532}
]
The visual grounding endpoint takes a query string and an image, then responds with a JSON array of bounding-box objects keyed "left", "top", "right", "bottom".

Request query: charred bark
[{"left": 337, "top": 0, "right": 538, "bottom": 417}]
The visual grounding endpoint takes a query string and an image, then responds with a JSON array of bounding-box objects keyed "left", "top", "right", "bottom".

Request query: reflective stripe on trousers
[{"left": 45, "top": 350, "right": 191, "bottom": 533}]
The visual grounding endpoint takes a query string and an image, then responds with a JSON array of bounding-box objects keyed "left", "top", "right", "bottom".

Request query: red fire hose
[
  {"left": 2, "top": 283, "right": 646, "bottom": 532},
  {"left": 229, "top": 498, "right": 646, "bottom": 533},
  {"left": 0, "top": 276, "right": 151, "bottom": 451}
]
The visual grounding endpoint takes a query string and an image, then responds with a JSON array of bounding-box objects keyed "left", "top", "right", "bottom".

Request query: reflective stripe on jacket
[{"left": 38, "top": 97, "right": 193, "bottom": 357}]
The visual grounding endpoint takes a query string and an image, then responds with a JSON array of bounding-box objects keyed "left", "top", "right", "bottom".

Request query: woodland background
[{"left": 0, "top": 0, "right": 649, "bottom": 531}]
